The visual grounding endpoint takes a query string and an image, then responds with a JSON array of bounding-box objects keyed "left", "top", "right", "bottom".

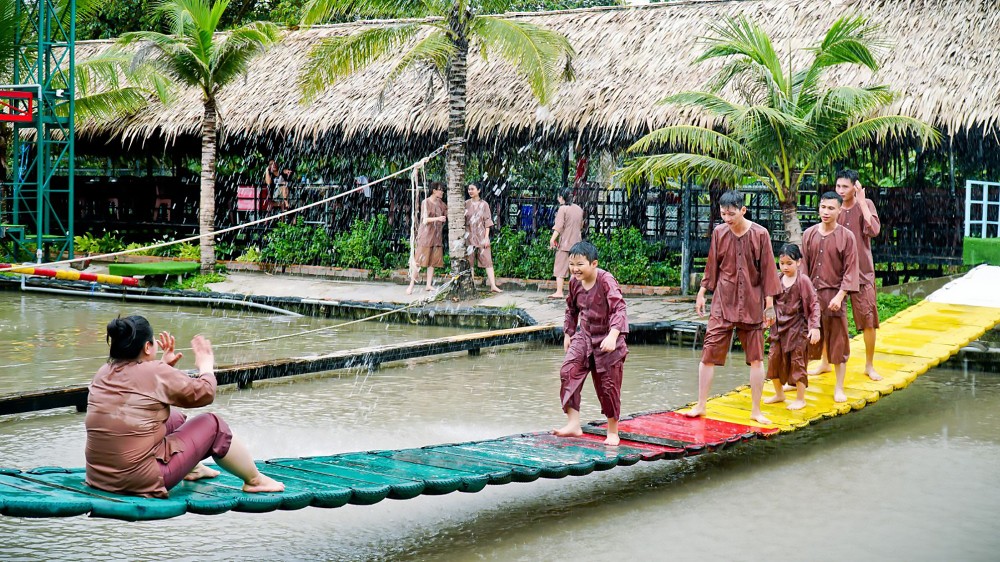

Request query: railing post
[{"left": 681, "top": 179, "right": 692, "bottom": 295}]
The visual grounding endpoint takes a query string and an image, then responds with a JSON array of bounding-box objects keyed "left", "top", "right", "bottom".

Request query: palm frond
[
  {"left": 804, "top": 85, "right": 894, "bottom": 133},
  {"left": 617, "top": 152, "right": 762, "bottom": 189},
  {"left": 811, "top": 15, "right": 887, "bottom": 72},
  {"left": 470, "top": 15, "right": 574, "bottom": 106},
  {"left": 300, "top": 0, "right": 430, "bottom": 25},
  {"left": 379, "top": 29, "right": 453, "bottom": 104},
  {"left": 70, "top": 88, "right": 152, "bottom": 123},
  {"left": 210, "top": 21, "right": 280, "bottom": 89},
  {"left": 299, "top": 24, "right": 422, "bottom": 103},
  {"left": 695, "top": 16, "right": 787, "bottom": 96},
  {"left": 627, "top": 125, "right": 758, "bottom": 169},
  {"left": 0, "top": 0, "right": 21, "bottom": 83},
  {"left": 659, "top": 91, "right": 742, "bottom": 119},
  {"left": 810, "top": 115, "right": 941, "bottom": 169}
]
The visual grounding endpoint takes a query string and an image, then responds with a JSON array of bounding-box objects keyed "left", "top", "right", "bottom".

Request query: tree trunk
[
  {"left": 199, "top": 99, "right": 218, "bottom": 271},
  {"left": 445, "top": 8, "right": 474, "bottom": 296},
  {"left": 781, "top": 199, "right": 802, "bottom": 247}
]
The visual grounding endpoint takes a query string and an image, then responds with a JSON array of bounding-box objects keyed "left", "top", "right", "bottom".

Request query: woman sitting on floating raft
[{"left": 84, "top": 315, "right": 283, "bottom": 497}]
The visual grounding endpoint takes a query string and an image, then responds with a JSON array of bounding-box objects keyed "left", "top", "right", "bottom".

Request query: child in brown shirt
[
  {"left": 764, "top": 244, "right": 821, "bottom": 410},
  {"left": 408, "top": 182, "right": 447, "bottom": 295},
  {"left": 554, "top": 241, "right": 629, "bottom": 446}
]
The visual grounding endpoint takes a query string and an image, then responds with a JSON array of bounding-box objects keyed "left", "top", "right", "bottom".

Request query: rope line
[
  {"left": 0, "top": 145, "right": 457, "bottom": 373},
  {"left": 20, "top": 144, "right": 451, "bottom": 270}
]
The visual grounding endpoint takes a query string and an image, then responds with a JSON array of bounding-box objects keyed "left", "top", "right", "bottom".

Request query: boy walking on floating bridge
[
  {"left": 822, "top": 168, "right": 883, "bottom": 381},
  {"left": 687, "top": 190, "right": 781, "bottom": 424},
  {"left": 554, "top": 241, "right": 628, "bottom": 446},
  {"left": 801, "top": 192, "right": 860, "bottom": 403}
]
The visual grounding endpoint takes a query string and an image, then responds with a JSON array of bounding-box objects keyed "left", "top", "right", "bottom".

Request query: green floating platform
[
  {"left": 108, "top": 261, "right": 200, "bottom": 277},
  {"left": 0, "top": 416, "right": 773, "bottom": 521}
]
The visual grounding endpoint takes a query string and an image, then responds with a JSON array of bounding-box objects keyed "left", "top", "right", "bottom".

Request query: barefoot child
[
  {"left": 407, "top": 182, "right": 447, "bottom": 295},
  {"left": 764, "top": 244, "right": 821, "bottom": 410},
  {"left": 464, "top": 183, "right": 503, "bottom": 293},
  {"left": 687, "top": 190, "right": 781, "bottom": 424},
  {"left": 801, "top": 191, "right": 859, "bottom": 403},
  {"left": 554, "top": 241, "right": 628, "bottom": 446}
]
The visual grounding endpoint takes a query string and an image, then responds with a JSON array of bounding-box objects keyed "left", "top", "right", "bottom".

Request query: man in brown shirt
[
  {"left": 835, "top": 168, "right": 883, "bottom": 381},
  {"left": 688, "top": 190, "right": 781, "bottom": 424},
  {"left": 801, "top": 191, "right": 860, "bottom": 403}
]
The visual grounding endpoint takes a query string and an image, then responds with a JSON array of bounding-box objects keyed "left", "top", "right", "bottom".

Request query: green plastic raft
[{"left": 0, "top": 413, "right": 776, "bottom": 521}]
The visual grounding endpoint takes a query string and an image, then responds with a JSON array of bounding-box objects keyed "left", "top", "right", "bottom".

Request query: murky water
[{"left": 1, "top": 293, "right": 999, "bottom": 561}]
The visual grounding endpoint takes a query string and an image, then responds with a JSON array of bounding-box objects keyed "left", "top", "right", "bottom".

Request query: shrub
[
  {"left": 260, "top": 218, "right": 335, "bottom": 266},
  {"left": 235, "top": 246, "right": 261, "bottom": 263},
  {"left": 332, "top": 215, "right": 407, "bottom": 272}
]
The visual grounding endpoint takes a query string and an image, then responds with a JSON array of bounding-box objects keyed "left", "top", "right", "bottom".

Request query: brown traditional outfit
[
  {"left": 766, "top": 274, "right": 821, "bottom": 386},
  {"left": 464, "top": 198, "right": 495, "bottom": 268},
  {"left": 552, "top": 203, "right": 585, "bottom": 278},
  {"left": 838, "top": 199, "right": 881, "bottom": 330},
  {"left": 561, "top": 269, "right": 629, "bottom": 420},
  {"left": 700, "top": 222, "right": 782, "bottom": 366},
  {"left": 415, "top": 196, "right": 447, "bottom": 268},
  {"left": 85, "top": 361, "right": 232, "bottom": 498},
  {"left": 801, "top": 223, "right": 860, "bottom": 364}
]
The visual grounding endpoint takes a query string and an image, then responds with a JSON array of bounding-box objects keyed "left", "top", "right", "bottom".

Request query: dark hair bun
[{"left": 107, "top": 315, "right": 154, "bottom": 360}]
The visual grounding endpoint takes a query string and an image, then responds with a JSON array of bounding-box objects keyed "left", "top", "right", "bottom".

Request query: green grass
[
  {"left": 108, "top": 261, "right": 201, "bottom": 276},
  {"left": 845, "top": 292, "right": 919, "bottom": 337},
  {"left": 963, "top": 237, "right": 1000, "bottom": 266}
]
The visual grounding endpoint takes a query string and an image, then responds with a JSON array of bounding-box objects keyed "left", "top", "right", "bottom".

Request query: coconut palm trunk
[
  {"left": 199, "top": 98, "right": 218, "bottom": 271},
  {"left": 445, "top": 8, "right": 473, "bottom": 292}
]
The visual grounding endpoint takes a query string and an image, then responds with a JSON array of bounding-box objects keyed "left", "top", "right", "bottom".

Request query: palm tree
[
  {"left": 619, "top": 15, "right": 940, "bottom": 245},
  {"left": 299, "top": 0, "right": 575, "bottom": 289},
  {"left": 120, "top": 0, "right": 278, "bottom": 270}
]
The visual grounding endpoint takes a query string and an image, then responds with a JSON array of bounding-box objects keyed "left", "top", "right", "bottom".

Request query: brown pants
[
  {"left": 469, "top": 246, "right": 493, "bottom": 268},
  {"left": 414, "top": 245, "right": 444, "bottom": 268},
  {"left": 701, "top": 316, "right": 765, "bottom": 366},
  {"left": 810, "top": 312, "right": 851, "bottom": 364},
  {"left": 767, "top": 338, "right": 809, "bottom": 387},
  {"left": 560, "top": 347, "right": 624, "bottom": 420},
  {"left": 159, "top": 409, "right": 233, "bottom": 490},
  {"left": 850, "top": 284, "right": 880, "bottom": 330}
]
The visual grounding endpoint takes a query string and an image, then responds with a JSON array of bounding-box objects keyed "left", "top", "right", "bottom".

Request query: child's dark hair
[
  {"left": 430, "top": 181, "right": 445, "bottom": 192},
  {"left": 559, "top": 188, "right": 573, "bottom": 205},
  {"left": 778, "top": 243, "right": 802, "bottom": 261},
  {"left": 835, "top": 168, "right": 859, "bottom": 184},
  {"left": 107, "top": 315, "right": 154, "bottom": 361},
  {"left": 568, "top": 240, "right": 598, "bottom": 262},
  {"left": 820, "top": 191, "right": 843, "bottom": 205},
  {"left": 718, "top": 190, "right": 744, "bottom": 210}
]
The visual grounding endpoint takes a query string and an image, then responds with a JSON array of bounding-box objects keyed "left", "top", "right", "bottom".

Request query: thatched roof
[{"left": 74, "top": 0, "right": 1000, "bottom": 152}]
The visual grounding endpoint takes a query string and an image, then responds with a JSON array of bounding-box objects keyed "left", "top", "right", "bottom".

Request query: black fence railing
[{"left": 2, "top": 176, "right": 964, "bottom": 270}]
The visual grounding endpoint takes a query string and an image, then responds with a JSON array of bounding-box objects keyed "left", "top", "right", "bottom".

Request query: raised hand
[
  {"left": 191, "top": 335, "right": 215, "bottom": 375},
  {"left": 158, "top": 331, "right": 183, "bottom": 367}
]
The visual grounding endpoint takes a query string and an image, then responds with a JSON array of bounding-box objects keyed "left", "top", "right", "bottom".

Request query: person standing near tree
[
  {"left": 465, "top": 183, "right": 503, "bottom": 293},
  {"left": 801, "top": 192, "right": 860, "bottom": 403},
  {"left": 408, "top": 182, "right": 447, "bottom": 295},
  {"left": 831, "top": 168, "right": 883, "bottom": 381},
  {"left": 548, "top": 189, "right": 585, "bottom": 299}
]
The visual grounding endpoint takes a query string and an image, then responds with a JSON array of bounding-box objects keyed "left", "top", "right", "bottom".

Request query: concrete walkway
[{"left": 207, "top": 271, "right": 701, "bottom": 326}]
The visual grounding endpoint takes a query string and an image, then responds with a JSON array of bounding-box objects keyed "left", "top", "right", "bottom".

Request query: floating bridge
[{"left": 2, "top": 266, "right": 999, "bottom": 521}]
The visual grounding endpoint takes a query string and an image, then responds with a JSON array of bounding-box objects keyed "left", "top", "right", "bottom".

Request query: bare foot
[
  {"left": 684, "top": 405, "right": 706, "bottom": 418},
  {"left": 807, "top": 363, "right": 832, "bottom": 376},
  {"left": 787, "top": 399, "right": 807, "bottom": 411},
  {"left": 553, "top": 423, "right": 583, "bottom": 437},
  {"left": 424, "top": 286, "right": 434, "bottom": 292},
  {"left": 547, "top": 293, "right": 564, "bottom": 299},
  {"left": 243, "top": 473, "right": 285, "bottom": 493},
  {"left": 782, "top": 383, "right": 795, "bottom": 391},
  {"left": 834, "top": 390, "right": 847, "bottom": 403},
  {"left": 490, "top": 286, "right": 504, "bottom": 293},
  {"left": 764, "top": 393, "right": 786, "bottom": 404},
  {"left": 184, "top": 463, "right": 221, "bottom": 481},
  {"left": 604, "top": 433, "right": 620, "bottom": 447},
  {"left": 866, "top": 368, "right": 883, "bottom": 381},
  {"left": 751, "top": 412, "right": 772, "bottom": 424},
  {"left": 405, "top": 285, "right": 415, "bottom": 295}
]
